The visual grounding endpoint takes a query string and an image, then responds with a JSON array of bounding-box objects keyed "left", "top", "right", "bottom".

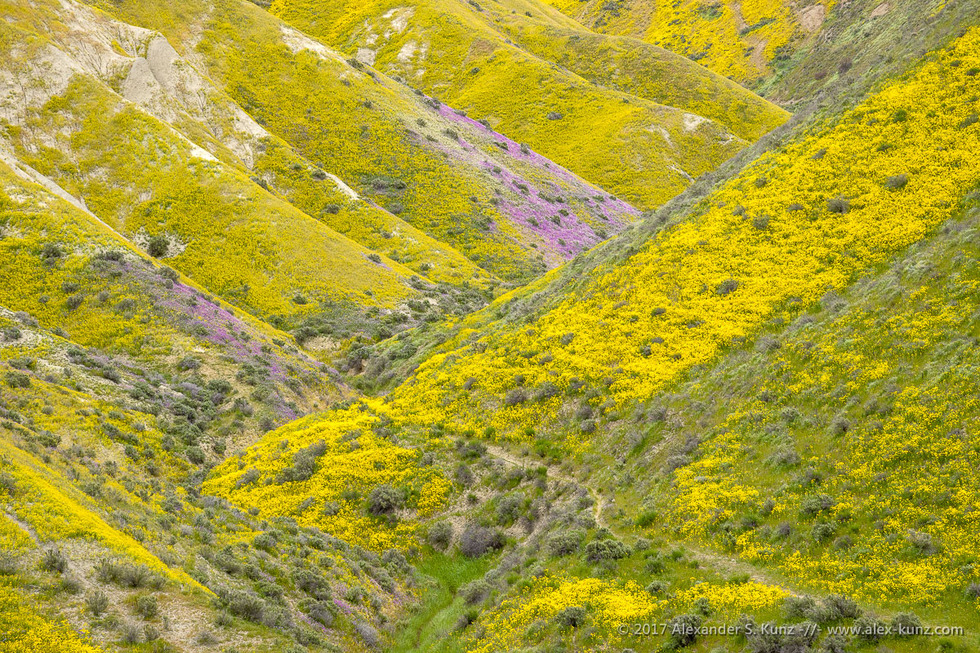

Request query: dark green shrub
[
  {"left": 555, "top": 605, "right": 587, "bottom": 628},
  {"left": 147, "top": 236, "right": 168, "bottom": 258},
  {"left": 4, "top": 372, "right": 30, "bottom": 389}
]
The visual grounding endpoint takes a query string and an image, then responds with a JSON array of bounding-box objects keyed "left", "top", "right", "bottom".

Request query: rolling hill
[{"left": 4, "top": 0, "right": 980, "bottom": 651}]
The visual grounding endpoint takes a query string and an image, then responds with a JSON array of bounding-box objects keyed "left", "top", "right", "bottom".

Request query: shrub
[
  {"left": 800, "top": 494, "right": 835, "bottom": 516},
  {"left": 459, "top": 523, "right": 504, "bottom": 558},
  {"left": 547, "top": 530, "right": 584, "bottom": 557},
  {"left": 822, "top": 634, "right": 849, "bottom": 653},
  {"left": 368, "top": 253, "right": 383, "bottom": 264},
  {"left": 186, "top": 446, "right": 206, "bottom": 465},
  {"left": 299, "top": 599, "right": 335, "bottom": 627},
  {"left": 147, "top": 235, "right": 168, "bottom": 258},
  {"left": 958, "top": 113, "right": 979, "bottom": 129},
  {"left": 584, "top": 538, "right": 630, "bottom": 562},
  {"left": 885, "top": 173, "right": 909, "bottom": 190},
  {"left": 460, "top": 579, "right": 492, "bottom": 605},
  {"left": 965, "top": 582, "right": 980, "bottom": 599},
  {"left": 135, "top": 594, "right": 159, "bottom": 619},
  {"left": 822, "top": 593, "right": 860, "bottom": 620},
  {"left": 852, "top": 615, "right": 885, "bottom": 642},
  {"left": 86, "top": 591, "right": 110, "bottom": 616},
  {"left": 367, "top": 484, "right": 405, "bottom": 516},
  {"left": 646, "top": 580, "right": 670, "bottom": 594},
  {"left": 668, "top": 613, "right": 703, "bottom": 647},
  {"left": 907, "top": 530, "right": 938, "bottom": 555},
  {"left": 253, "top": 532, "right": 277, "bottom": 552},
  {"left": 811, "top": 523, "right": 836, "bottom": 542},
  {"left": 354, "top": 621, "right": 382, "bottom": 649},
  {"left": 0, "top": 553, "right": 19, "bottom": 575},
  {"left": 784, "top": 595, "right": 817, "bottom": 619},
  {"left": 294, "top": 569, "right": 332, "bottom": 601},
  {"left": 747, "top": 620, "right": 819, "bottom": 653},
  {"left": 276, "top": 440, "right": 327, "bottom": 484},
  {"left": 715, "top": 278, "right": 739, "bottom": 296},
  {"left": 195, "top": 630, "right": 218, "bottom": 645},
  {"left": 547, "top": 111, "right": 563, "bottom": 120},
  {"left": 534, "top": 382, "right": 560, "bottom": 401},
  {"left": 41, "top": 242, "right": 64, "bottom": 261},
  {"left": 121, "top": 623, "right": 143, "bottom": 644},
  {"left": 827, "top": 198, "right": 850, "bottom": 214},
  {"left": 223, "top": 589, "right": 266, "bottom": 622},
  {"left": 5, "top": 371, "right": 30, "bottom": 389},
  {"left": 504, "top": 388, "right": 528, "bottom": 406},
  {"left": 555, "top": 605, "right": 587, "bottom": 628},
  {"left": 41, "top": 548, "right": 68, "bottom": 574},
  {"left": 891, "top": 612, "right": 922, "bottom": 637},
  {"left": 752, "top": 214, "right": 771, "bottom": 230},
  {"left": 426, "top": 521, "right": 453, "bottom": 550}
]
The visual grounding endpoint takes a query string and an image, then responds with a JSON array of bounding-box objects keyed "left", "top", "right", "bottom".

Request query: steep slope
[
  {"left": 0, "top": 9, "right": 428, "bottom": 327},
  {"left": 209, "top": 27, "right": 980, "bottom": 648},
  {"left": 538, "top": 0, "right": 834, "bottom": 84},
  {"left": 538, "top": 0, "right": 980, "bottom": 108},
  {"left": 77, "top": 0, "right": 640, "bottom": 285},
  {"left": 263, "top": 0, "right": 788, "bottom": 209},
  {"left": 0, "top": 158, "right": 419, "bottom": 652},
  {"left": 486, "top": 0, "right": 788, "bottom": 142}
]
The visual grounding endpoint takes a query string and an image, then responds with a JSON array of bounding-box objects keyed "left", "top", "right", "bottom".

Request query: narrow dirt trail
[{"left": 485, "top": 443, "right": 794, "bottom": 592}]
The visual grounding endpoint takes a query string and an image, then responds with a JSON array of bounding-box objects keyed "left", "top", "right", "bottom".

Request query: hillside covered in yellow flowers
[{"left": 3, "top": 0, "right": 980, "bottom": 651}]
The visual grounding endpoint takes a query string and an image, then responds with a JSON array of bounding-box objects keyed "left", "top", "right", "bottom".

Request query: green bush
[
  {"left": 367, "top": 484, "right": 405, "bottom": 516},
  {"left": 427, "top": 522, "right": 453, "bottom": 550},
  {"left": 5, "top": 371, "right": 30, "bottom": 389},
  {"left": 555, "top": 605, "right": 586, "bottom": 628},
  {"left": 715, "top": 278, "right": 739, "bottom": 296},
  {"left": 584, "top": 538, "right": 630, "bottom": 562}
]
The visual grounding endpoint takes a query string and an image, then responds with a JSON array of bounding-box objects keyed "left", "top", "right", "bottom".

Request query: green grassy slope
[{"left": 263, "top": 0, "right": 788, "bottom": 209}]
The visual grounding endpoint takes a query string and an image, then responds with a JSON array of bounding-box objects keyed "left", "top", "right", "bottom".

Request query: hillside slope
[
  {"left": 209, "top": 25, "right": 980, "bottom": 651},
  {"left": 537, "top": 0, "right": 980, "bottom": 108},
  {"left": 264, "top": 0, "right": 789, "bottom": 209},
  {"left": 75, "top": 0, "right": 642, "bottom": 286},
  {"left": 537, "top": 0, "right": 834, "bottom": 84}
]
